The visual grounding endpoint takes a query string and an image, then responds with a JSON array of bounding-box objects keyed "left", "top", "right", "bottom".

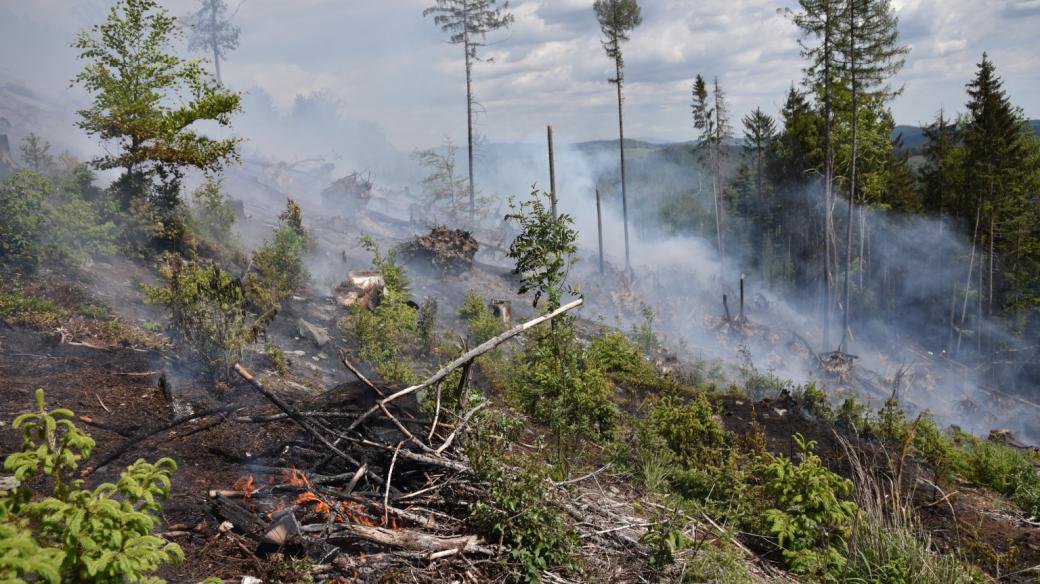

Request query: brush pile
[{"left": 398, "top": 226, "right": 478, "bottom": 273}]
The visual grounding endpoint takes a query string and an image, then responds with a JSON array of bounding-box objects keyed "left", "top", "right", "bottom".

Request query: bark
[
  {"left": 615, "top": 53, "right": 631, "bottom": 272},
  {"left": 821, "top": 0, "right": 835, "bottom": 352},
  {"left": 840, "top": 0, "right": 857, "bottom": 354},
  {"left": 464, "top": 13, "right": 476, "bottom": 222},
  {"left": 210, "top": 0, "right": 222, "bottom": 83}
]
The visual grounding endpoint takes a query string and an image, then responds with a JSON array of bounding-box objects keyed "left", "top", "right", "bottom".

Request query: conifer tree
[
  {"left": 424, "top": 0, "right": 514, "bottom": 222},
  {"left": 594, "top": 0, "right": 642, "bottom": 272},
  {"left": 184, "top": 0, "right": 240, "bottom": 84}
]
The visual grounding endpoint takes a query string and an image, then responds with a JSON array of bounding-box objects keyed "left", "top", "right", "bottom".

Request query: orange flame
[
  {"left": 295, "top": 490, "right": 332, "bottom": 514},
  {"left": 233, "top": 474, "right": 256, "bottom": 496},
  {"left": 282, "top": 466, "right": 310, "bottom": 487}
]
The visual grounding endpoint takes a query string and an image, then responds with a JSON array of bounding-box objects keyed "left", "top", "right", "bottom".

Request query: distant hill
[{"left": 895, "top": 120, "right": 1040, "bottom": 153}]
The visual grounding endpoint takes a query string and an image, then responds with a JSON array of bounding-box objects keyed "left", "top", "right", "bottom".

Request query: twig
[
  {"left": 345, "top": 298, "right": 583, "bottom": 434},
  {"left": 427, "top": 380, "right": 443, "bottom": 444},
  {"left": 342, "top": 354, "right": 384, "bottom": 397},
  {"left": 436, "top": 402, "right": 487, "bottom": 454},
  {"left": 111, "top": 370, "right": 161, "bottom": 377},
  {"left": 94, "top": 393, "right": 111, "bottom": 413},
  {"left": 233, "top": 364, "right": 383, "bottom": 487},
  {"left": 384, "top": 442, "right": 403, "bottom": 526},
  {"left": 551, "top": 463, "right": 612, "bottom": 486}
]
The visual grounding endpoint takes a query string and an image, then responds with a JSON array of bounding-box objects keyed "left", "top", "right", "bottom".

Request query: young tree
[
  {"left": 412, "top": 138, "right": 469, "bottom": 221},
  {"left": 785, "top": 0, "right": 844, "bottom": 350},
  {"left": 72, "top": 0, "right": 241, "bottom": 212},
  {"left": 19, "top": 134, "right": 53, "bottom": 173},
  {"left": 594, "top": 0, "right": 642, "bottom": 272},
  {"left": 423, "top": 0, "right": 514, "bottom": 222},
  {"left": 184, "top": 0, "right": 241, "bottom": 84},
  {"left": 838, "top": 0, "right": 907, "bottom": 353}
]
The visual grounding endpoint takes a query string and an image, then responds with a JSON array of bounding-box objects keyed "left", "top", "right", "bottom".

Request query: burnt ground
[{"left": 719, "top": 394, "right": 1040, "bottom": 582}]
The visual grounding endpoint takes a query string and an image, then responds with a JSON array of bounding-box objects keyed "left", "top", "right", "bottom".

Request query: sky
[{"left": 0, "top": 0, "right": 1037, "bottom": 151}]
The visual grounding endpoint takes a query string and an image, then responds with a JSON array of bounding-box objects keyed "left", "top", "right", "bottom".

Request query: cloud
[{"left": 0, "top": 0, "right": 1036, "bottom": 150}]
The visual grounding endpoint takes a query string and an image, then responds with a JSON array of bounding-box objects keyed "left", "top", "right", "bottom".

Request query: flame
[
  {"left": 233, "top": 474, "right": 256, "bottom": 496},
  {"left": 283, "top": 466, "right": 310, "bottom": 487},
  {"left": 295, "top": 490, "right": 333, "bottom": 514}
]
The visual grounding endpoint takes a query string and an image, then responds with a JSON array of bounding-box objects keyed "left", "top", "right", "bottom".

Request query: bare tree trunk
[
  {"left": 463, "top": 17, "right": 475, "bottom": 222},
  {"left": 841, "top": 2, "right": 858, "bottom": 354},
  {"left": 956, "top": 196, "right": 982, "bottom": 356},
  {"left": 547, "top": 125, "right": 557, "bottom": 217},
  {"left": 821, "top": 3, "right": 834, "bottom": 352},
  {"left": 209, "top": 0, "right": 222, "bottom": 83},
  {"left": 615, "top": 55, "right": 631, "bottom": 273},
  {"left": 595, "top": 188, "right": 604, "bottom": 274}
]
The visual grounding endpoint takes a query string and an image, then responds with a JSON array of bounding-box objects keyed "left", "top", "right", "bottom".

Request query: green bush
[
  {"left": 632, "top": 302, "right": 663, "bottom": 354},
  {"left": 0, "top": 289, "right": 68, "bottom": 328},
  {"left": 956, "top": 434, "right": 1040, "bottom": 515},
  {"left": 342, "top": 236, "right": 418, "bottom": 383},
  {"left": 144, "top": 256, "right": 253, "bottom": 381},
  {"left": 641, "top": 393, "right": 728, "bottom": 465},
  {"left": 0, "top": 389, "right": 182, "bottom": 583},
  {"left": 188, "top": 178, "right": 237, "bottom": 248},
  {"left": 796, "top": 382, "right": 834, "bottom": 422},
  {"left": 245, "top": 199, "right": 309, "bottom": 311},
  {"left": 459, "top": 291, "right": 503, "bottom": 345},
  {"left": 0, "top": 170, "right": 115, "bottom": 268},
  {"left": 469, "top": 452, "right": 578, "bottom": 583},
  {"left": 761, "top": 433, "right": 859, "bottom": 577}
]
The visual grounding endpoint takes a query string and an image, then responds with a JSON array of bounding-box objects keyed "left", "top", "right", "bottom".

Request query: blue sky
[{"left": 1, "top": 0, "right": 1037, "bottom": 150}]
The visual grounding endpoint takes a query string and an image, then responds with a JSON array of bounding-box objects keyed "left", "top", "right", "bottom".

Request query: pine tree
[
  {"left": 838, "top": 0, "right": 908, "bottom": 352},
  {"left": 594, "top": 0, "right": 642, "bottom": 272},
  {"left": 919, "top": 110, "right": 962, "bottom": 226},
  {"left": 785, "top": 0, "right": 844, "bottom": 350},
  {"left": 424, "top": 0, "right": 514, "bottom": 223},
  {"left": 19, "top": 134, "right": 53, "bottom": 173},
  {"left": 184, "top": 0, "right": 240, "bottom": 84},
  {"left": 691, "top": 75, "right": 730, "bottom": 265},
  {"left": 742, "top": 108, "right": 777, "bottom": 277}
]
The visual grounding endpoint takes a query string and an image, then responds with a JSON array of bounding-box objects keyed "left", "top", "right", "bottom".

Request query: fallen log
[{"left": 315, "top": 523, "right": 496, "bottom": 556}]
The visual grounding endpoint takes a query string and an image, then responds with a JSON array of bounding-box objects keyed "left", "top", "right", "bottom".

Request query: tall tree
[
  {"left": 692, "top": 76, "right": 731, "bottom": 266},
  {"left": 742, "top": 108, "right": 777, "bottom": 277},
  {"left": 184, "top": 0, "right": 240, "bottom": 84},
  {"left": 919, "top": 109, "right": 962, "bottom": 229},
  {"left": 424, "top": 0, "right": 514, "bottom": 222},
  {"left": 594, "top": 0, "right": 642, "bottom": 272},
  {"left": 72, "top": 0, "right": 241, "bottom": 213},
  {"left": 961, "top": 54, "right": 1034, "bottom": 347},
  {"left": 838, "top": 0, "right": 907, "bottom": 352},
  {"left": 786, "top": 0, "right": 844, "bottom": 351}
]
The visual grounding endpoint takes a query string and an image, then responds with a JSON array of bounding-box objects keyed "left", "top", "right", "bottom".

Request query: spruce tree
[
  {"left": 184, "top": 0, "right": 240, "bottom": 84},
  {"left": 424, "top": 0, "right": 514, "bottom": 223},
  {"left": 594, "top": 0, "right": 642, "bottom": 272}
]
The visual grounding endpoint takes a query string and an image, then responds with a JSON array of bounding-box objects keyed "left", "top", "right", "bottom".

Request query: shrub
[
  {"left": 640, "top": 510, "right": 692, "bottom": 570},
  {"left": 342, "top": 236, "right": 418, "bottom": 383},
  {"left": 956, "top": 434, "right": 1040, "bottom": 515},
  {"left": 837, "top": 395, "right": 868, "bottom": 434},
  {"left": 469, "top": 452, "right": 578, "bottom": 583},
  {"left": 0, "top": 170, "right": 115, "bottom": 268},
  {"left": 245, "top": 199, "right": 309, "bottom": 311},
  {"left": 188, "top": 178, "right": 237, "bottom": 248},
  {"left": 586, "top": 331, "right": 662, "bottom": 388},
  {"left": 0, "top": 289, "right": 67, "bottom": 328},
  {"left": 761, "top": 433, "right": 859, "bottom": 577},
  {"left": 0, "top": 389, "right": 182, "bottom": 583},
  {"left": 641, "top": 393, "right": 728, "bottom": 465},
  {"left": 144, "top": 257, "right": 253, "bottom": 381},
  {"left": 633, "top": 302, "right": 663, "bottom": 354},
  {"left": 417, "top": 296, "right": 438, "bottom": 354},
  {"left": 796, "top": 382, "right": 834, "bottom": 422},
  {"left": 459, "top": 291, "right": 502, "bottom": 345}
]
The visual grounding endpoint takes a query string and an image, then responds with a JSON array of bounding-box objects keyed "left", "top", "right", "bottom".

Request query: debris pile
[
  {"left": 321, "top": 172, "right": 373, "bottom": 212},
  {"left": 397, "top": 226, "right": 478, "bottom": 273}
]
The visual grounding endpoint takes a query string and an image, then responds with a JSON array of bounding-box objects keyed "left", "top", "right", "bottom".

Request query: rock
[
  {"left": 297, "top": 319, "right": 330, "bottom": 348},
  {"left": 334, "top": 270, "right": 384, "bottom": 308}
]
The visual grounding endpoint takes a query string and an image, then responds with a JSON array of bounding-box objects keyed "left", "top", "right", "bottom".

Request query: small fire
[
  {"left": 233, "top": 474, "right": 256, "bottom": 497},
  {"left": 283, "top": 466, "right": 310, "bottom": 487},
  {"left": 295, "top": 490, "right": 333, "bottom": 514}
]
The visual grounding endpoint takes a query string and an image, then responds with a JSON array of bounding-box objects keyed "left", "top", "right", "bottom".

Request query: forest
[{"left": 1, "top": 0, "right": 1039, "bottom": 583}]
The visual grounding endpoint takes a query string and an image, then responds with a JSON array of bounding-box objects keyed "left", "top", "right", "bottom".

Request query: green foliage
[
  {"left": 0, "top": 389, "right": 182, "bottom": 583},
  {"left": 837, "top": 395, "right": 868, "bottom": 434},
  {"left": 188, "top": 178, "right": 237, "bottom": 247},
  {"left": 761, "top": 433, "right": 859, "bottom": 577},
  {"left": 633, "top": 302, "right": 662, "bottom": 354},
  {"left": 266, "top": 342, "right": 288, "bottom": 377},
  {"left": 72, "top": 0, "right": 241, "bottom": 211},
  {"left": 417, "top": 296, "right": 439, "bottom": 354},
  {"left": 796, "top": 382, "right": 834, "bottom": 422},
  {"left": 0, "top": 289, "right": 68, "bottom": 328},
  {"left": 956, "top": 434, "right": 1040, "bottom": 516},
  {"left": 0, "top": 171, "right": 116, "bottom": 269},
  {"left": 144, "top": 256, "right": 252, "bottom": 381},
  {"left": 469, "top": 451, "right": 578, "bottom": 583},
  {"left": 641, "top": 394, "right": 727, "bottom": 465},
  {"left": 737, "top": 345, "right": 792, "bottom": 400},
  {"left": 459, "top": 291, "right": 502, "bottom": 345},
  {"left": 343, "top": 236, "right": 417, "bottom": 383},
  {"left": 505, "top": 188, "right": 578, "bottom": 311},
  {"left": 245, "top": 199, "right": 309, "bottom": 311},
  {"left": 512, "top": 327, "right": 616, "bottom": 444},
  {"left": 412, "top": 139, "right": 473, "bottom": 221},
  {"left": 640, "top": 509, "right": 691, "bottom": 570}
]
